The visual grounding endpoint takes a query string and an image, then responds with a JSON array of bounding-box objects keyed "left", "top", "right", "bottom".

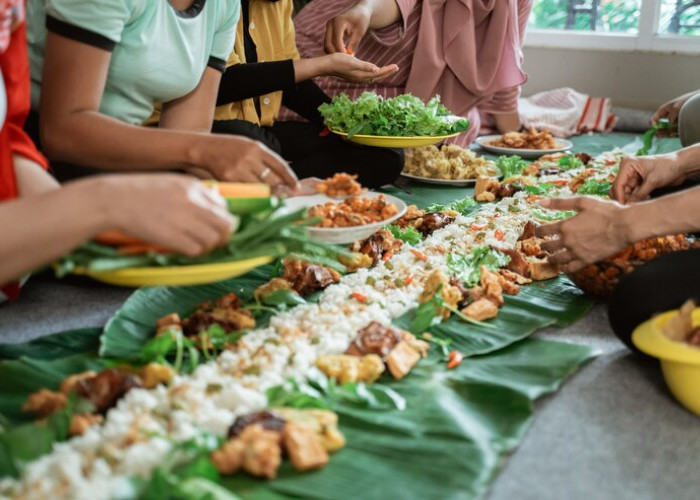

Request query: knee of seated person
[
  {"left": 679, "top": 93, "right": 700, "bottom": 147},
  {"left": 359, "top": 148, "right": 404, "bottom": 188}
]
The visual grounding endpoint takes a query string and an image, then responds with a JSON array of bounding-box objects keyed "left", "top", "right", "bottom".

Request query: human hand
[
  {"left": 651, "top": 91, "right": 699, "bottom": 126},
  {"left": 324, "top": 4, "right": 371, "bottom": 54},
  {"left": 278, "top": 177, "right": 323, "bottom": 198},
  {"left": 196, "top": 135, "right": 299, "bottom": 191},
  {"left": 611, "top": 154, "right": 684, "bottom": 203},
  {"left": 323, "top": 53, "right": 398, "bottom": 83},
  {"left": 534, "top": 197, "right": 635, "bottom": 273},
  {"left": 97, "top": 174, "right": 236, "bottom": 257}
]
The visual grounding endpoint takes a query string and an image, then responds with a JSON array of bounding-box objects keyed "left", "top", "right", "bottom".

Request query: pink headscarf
[{"left": 405, "top": 0, "right": 527, "bottom": 117}]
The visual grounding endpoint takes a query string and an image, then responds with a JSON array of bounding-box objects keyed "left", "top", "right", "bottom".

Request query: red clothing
[{"left": 0, "top": 3, "right": 49, "bottom": 300}]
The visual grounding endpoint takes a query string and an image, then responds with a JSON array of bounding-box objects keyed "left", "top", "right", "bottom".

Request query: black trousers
[
  {"left": 608, "top": 180, "right": 700, "bottom": 350},
  {"left": 212, "top": 119, "right": 404, "bottom": 189}
]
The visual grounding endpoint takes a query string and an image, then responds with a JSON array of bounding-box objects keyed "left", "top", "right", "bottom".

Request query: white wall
[{"left": 521, "top": 46, "right": 700, "bottom": 110}]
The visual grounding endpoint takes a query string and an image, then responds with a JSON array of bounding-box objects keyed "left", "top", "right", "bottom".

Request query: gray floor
[{"left": 2, "top": 273, "right": 699, "bottom": 499}]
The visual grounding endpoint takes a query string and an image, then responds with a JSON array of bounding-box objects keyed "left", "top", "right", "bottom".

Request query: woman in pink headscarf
[{"left": 293, "top": 0, "right": 532, "bottom": 146}]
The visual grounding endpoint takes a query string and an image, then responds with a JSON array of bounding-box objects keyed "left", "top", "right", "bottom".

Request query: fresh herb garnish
[
  {"left": 637, "top": 118, "right": 674, "bottom": 156},
  {"left": 447, "top": 246, "right": 511, "bottom": 288},
  {"left": 557, "top": 155, "right": 584, "bottom": 170},
  {"left": 531, "top": 209, "right": 577, "bottom": 221},
  {"left": 425, "top": 197, "right": 477, "bottom": 216},
  {"left": 387, "top": 224, "right": 423, "bottom": 245},
  {"left": 524, "top": 183, "right": 555, "bottom": 195}
]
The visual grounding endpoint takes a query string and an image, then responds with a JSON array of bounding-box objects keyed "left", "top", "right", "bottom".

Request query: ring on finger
[{"left": 259, "top": 167, "right": 272, "bottom": 181}]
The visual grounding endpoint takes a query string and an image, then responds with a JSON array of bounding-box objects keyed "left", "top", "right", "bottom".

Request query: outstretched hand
[
  {"left": 534, "top": 197, "right": 633, "bottom": 273},
  {"left": 610, "top": 154, "right": 684, "bottom": 204}
]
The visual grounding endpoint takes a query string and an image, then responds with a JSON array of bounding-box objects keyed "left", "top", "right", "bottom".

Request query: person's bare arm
[
  {"left": 14, "top": 156, "right": 59, "bottom": 197},
  {"left": 40, "top": 33, "right": 297, "bottom": 188},
  {"left": 0, "top": 174, "right": 235, "bottom": 285},
  {"left": 324, "top": 0, "right": 403, "bottom": 53},
  {"left": 160, "top": 67, "right": 221, "bottom": 132}
]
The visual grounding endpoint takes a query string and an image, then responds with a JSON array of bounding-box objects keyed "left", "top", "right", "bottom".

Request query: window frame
[{"left": 524, "top": 0, "right": 700, "bottom": 54}]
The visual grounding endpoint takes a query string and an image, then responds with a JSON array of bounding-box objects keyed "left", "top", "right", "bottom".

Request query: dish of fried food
[
  {"left": 403, "top": 144, "right": 498, "bottom": 181},
  {"left": 569, "top": 235, "right": 695, "bottom": 300},
  {"left": 487, "top": 128, "right": 559, "bottom": 150},
  {"left": 309, "top": 194, "right": 399, "bottom": 228},
  {"left": 317, "top": 173, "right": 365, "bottom": 198}
]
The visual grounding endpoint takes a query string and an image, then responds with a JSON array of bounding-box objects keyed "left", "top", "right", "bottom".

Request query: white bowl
[{"left": 281, "top": 192, "right": 407, "bottom": 245}]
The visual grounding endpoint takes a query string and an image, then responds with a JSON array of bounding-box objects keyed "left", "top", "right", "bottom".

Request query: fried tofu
[
  {"left": 273, "top": 408, "right": 345, "bottom": 452},
  {"left": 386, "top": 341, "right": 422, "bottom": 380},
  {"left": 283, "top": 422, "right": 329, "bottom": 471},
  {"left": 480, "top": 266, "right": 504, "bottom": 307},
  {"left": 462, "top": 298, "right": 499, "bottom": 322},
  {"left": 419, "top": 270, "right": 462, "bottom": 319},
  {"left": 239, "top": 425, "right": 282, "bottom": 479},
  {"left": 528, "top": 259, "right": 559, "bottom": 281},
  {"left": 475, "top": 175, "right": 500, "bottom": 202},
  {"left": 401, "top": 331, "right": 430, "bottom": 358},
  {"left": 315, "top": 354, "right": 385, "bottom": 385},
  {"left": 211, "top": 438, "right": 246, "bottom": 476}
]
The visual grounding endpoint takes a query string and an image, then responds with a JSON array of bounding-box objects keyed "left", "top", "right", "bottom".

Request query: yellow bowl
[
  {"left": 330, "top": 130, "right": 461, "bottom": 148},
  {"left": 72, "top": 256, "right": 274, "bottom": 287},
  {"left": 632, "top": 308, "right": 700, "bottom": 416}
]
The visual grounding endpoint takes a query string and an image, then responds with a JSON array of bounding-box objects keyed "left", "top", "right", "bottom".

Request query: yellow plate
[
  {"left": 632, "top": 308, "right": 700, "bottom": 416},
  {"left": 330, "top": 130, "right": 461, "bottom": 148},
  {"left": 72, "top": 256, "right": 274, "bottom": 287}
]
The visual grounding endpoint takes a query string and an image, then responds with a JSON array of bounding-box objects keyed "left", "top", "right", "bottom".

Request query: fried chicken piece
[
  {"left": 156, "top": 313, "right": 182, "bottom": 336},
  {"left": 181, "top": 293, "right": 256, "bottom": 335},
  {"left": 211, "top": 438, "right": 245, "bottom": 476},
  {"left": 480, "top": 266, "right": 504, "bottom": 307},
  {"left": 417, "top": 212, "right": 456, "bottom": 236},
  {"left": 317, "top": 173, "right": 364, "bottom": 197},
  {"left": 254, "top": 278, "right": 294, "bottom": 303},
  {"left": 395, "top": 204, "right": 426, "bottom": 229},
  {"left": 283, "top": 422, "right": 329, "bottom": 471},
  {"left": 75, "top": 369, "right": 141, "bottom": 414},
  {"left": 60, "top": 371, "right": 98, "bottom": 395},
  {"left": 69, "top": 413, "right": 104, "bottom": 436},
  {"left": 22, "top": 389, "right": 67, "bottom": 418},
  {"left": 419, "top": 270, "right": 463, "bottom": 319},
  {"left": 274, "top": 408, "right": 346, "bottom": 452},
  {"left": 500, "top": 269, "right": 532, "bottom": 286},
  {"left": 517, "top": 237, "right": 547, "bottom": 258},
  {"left": 501, "top": 248, "right": 530, "bottom": 277},
  {"left": 352, "top": 229, "right": 402, "bottom": 265},
  {"left": 283, "top": 260, "right": 341, "bottom": 296},
  {"left": 462, "top": 298, "right": 499, "bottom": 321},
  {"left": 449, "top": 277, "right": 472, "bottom": 308},
  {"left": 228, "top": 411, "right": 286, "bottom": 439},
  {"left": 386, "top": 341, "right": 422, "bottom": 380},
  {"left": 239, "top": 425, "right": 283, "bottom": 479},
  {"left": 518, "top": 221, "right": 540, "bottom": 242},
  {"left": 475, "top": 175, "right": 500, "bottom": 202},
  {"left": 315, "top": 354, "right": 385, "bottom": 385},
  {"left": 139, "top": 363, "right": 175, "bottom": 389},
  {"left": 345, "top": 321, "right": 402, "bottom": 359}
]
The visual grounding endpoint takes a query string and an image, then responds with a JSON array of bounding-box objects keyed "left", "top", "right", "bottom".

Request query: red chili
[
  {"left": 494, "top": 230, "right": 505, "bottom": 241},
  {"left": 447, "top": 350, "right": 464, "bottom": 370},
  {"left": 470, "top": 224, "right": 487, "bottom": 231},
  {"left": 404, "top": 274, "right": 415, "bottom": 286},
  {"left": 382, "top": 250, "right": 394, "bottom": 262},
  {"left": 351, "top": 292, "right": 368, "bottom": 303},
  {"left": 549, "top": 179, "right": 569, "bottom": 186},
  {"left": 526, "top": 195, "right": 541, "bottom": 202}
]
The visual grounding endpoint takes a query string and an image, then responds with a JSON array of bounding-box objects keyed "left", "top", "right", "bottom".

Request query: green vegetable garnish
[
  {"left": 319, "top": 92, "right": 469, "bottom": 138},
  {"left": 557, "top": 155, "right": 584, "bottom": 170},
  {"left": 524, "top": 183, "right": 555, "bottom": 195},
  {"left": 447, "top": 246, "right": 511, "bottom": 289},
  {"left": 496, "top": 155, "right": 530, "bottom": 179},
  {"left": 425, "top": 197, "right": 477, "bottom": 216},
  {"left": 531, "top": 209, "right": 577, "bottom": 221},
  {"left": 387, "top": 224, "right": 423, "bottom": 245},
  {"left": 576, "top": 178, "right": 612, "bottom": 196},
  {"left": 637, "top": 118, "right": 675, "bottom": 156}
]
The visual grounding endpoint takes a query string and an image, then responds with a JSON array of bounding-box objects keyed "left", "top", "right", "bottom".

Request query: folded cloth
[{"left": 480, "top": 87, "right": 618, "bottom": 137}]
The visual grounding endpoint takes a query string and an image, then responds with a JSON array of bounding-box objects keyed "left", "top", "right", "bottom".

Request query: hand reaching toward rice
[{"left": 611, "top": 154, "right": 687, "bottom": 204}]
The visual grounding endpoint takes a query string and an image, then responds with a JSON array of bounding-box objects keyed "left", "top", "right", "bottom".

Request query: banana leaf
[
  {"left": 223, "top": 338, "right": 596, "bottom": 500},
  {"left": 394, "top": 275, "right": 593, "bottom": 356},
  {"left": 100, "top": 267, "right": 275, "bottom": 359},
  {"left": 0, "top": 328, "right": 101, "bottom": 361}
]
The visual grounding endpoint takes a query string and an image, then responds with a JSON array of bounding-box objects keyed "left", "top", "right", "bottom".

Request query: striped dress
[{"left": 289, "top": 0, "right": 530, "bottom": 146}]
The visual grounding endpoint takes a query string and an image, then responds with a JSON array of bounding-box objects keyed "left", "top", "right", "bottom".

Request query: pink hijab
[{"left": 405, "top": 0, "right": 527, "bottom": 116}]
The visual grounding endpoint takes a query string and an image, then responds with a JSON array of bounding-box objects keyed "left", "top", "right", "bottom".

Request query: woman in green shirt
[{"left": 26, "top": 0, "right": 298, "bottom": 193}]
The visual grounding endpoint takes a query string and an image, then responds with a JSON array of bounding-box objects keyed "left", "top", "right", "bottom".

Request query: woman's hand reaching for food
[
  {"left": 534, "top": 197, "right": 636, "bottom": 273},
  {"left": 611, "top": 154, "right": 685, "bottom": 204},
  {"left": 651, "top": 90, "right": 699, "bottom": 126},
  {"left": 324, "top": 53, "right": 397, "bottom": 83},
  {"left": 100, "top": 174, "right": 236, "bottom": 257},
  {"left": 325, "top": 3, "right": 372, "bottom": 54},
  {"left": 193, "top": 135, "right": 299, "bottom": 191}
]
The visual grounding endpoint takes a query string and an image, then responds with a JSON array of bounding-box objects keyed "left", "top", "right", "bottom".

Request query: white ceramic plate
[
  {"left": 474, "top": 135, "right": 573, "bottom": 159},
  {"left": 281, "top": 192, "right": 407, "bottom": 244}
]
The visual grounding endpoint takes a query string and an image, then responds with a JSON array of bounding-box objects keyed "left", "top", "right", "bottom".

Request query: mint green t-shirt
[{"left": 27, "top": 0, "right": 239, "bottom": 125}]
